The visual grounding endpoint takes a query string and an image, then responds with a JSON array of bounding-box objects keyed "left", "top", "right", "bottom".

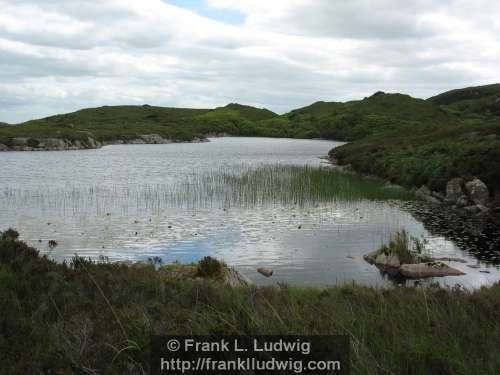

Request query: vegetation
[
  {"left": 377, "top": 230, "right": 429, "bottom": 264},
  {"left": 182, "top": 164, "right": 415, "bottom": 207},
  {"left": 1, "top": 229, "right": 500, "bottom": 374},
  {"left": 330, "top": 85, "right": 500, "bottom": 194},
  {"left": 429, "top": 83, "right": 500, "bottom": 119},
  {"left": 0, "top": 104, "right": 278, "bottom": 145},
  {"left": 195, "top": 256, "right": 227, "bottom": 279}
]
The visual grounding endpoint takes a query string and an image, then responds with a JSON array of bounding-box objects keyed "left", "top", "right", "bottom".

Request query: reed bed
[{"left": 0, "top": 165, "right": 414, "bottom": 213}]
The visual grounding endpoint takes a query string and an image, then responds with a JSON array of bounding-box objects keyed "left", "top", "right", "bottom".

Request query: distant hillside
[
  {"left": 0, "top": 103, "right": 278, "bottom": 149},
  {"left": 428, "top": 83, "right": 500, "bottom": 119},
  {"left": 259, "top": 91, "right": 455, "bottom": 141}
]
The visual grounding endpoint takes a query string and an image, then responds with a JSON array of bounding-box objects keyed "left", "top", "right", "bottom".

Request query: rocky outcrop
[
  {"left": 140, "top": 134, "right": 172, "bottom": 144},
  {"left": 2, "top": 137, "right": 103, "bottom": 151},
  {"left": 416, "top": 176, "right": 492, "bottom": 216},
  {"left": 400, "top": 262, "right": 465, "bottom": 278},
  {"left": 0, "top": 134, "right": 209, "bottom": 151},
  {"left": 416, "top": 186, "right": 441, "bottom": 204},
  {"left": 225, "top": 267, "right": 252, "bottom": 287},
  {"left": 364, "top": 249, "right": 465, "bottom": 279},
  {"left": 446, "top": 178, "right": 467, "bottom": 204},
  {"left": 158, "top": 262, "right": 251, "bottom": 287},
  {"left": 465, "top": 178, "right": 489, "bottom": 205}
]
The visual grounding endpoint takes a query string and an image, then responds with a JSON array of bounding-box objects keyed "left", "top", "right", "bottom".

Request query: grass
[
  {"left": 187, "top": 165, "right": 415, "bottom": 206},
  {"left": 377, "top": 230, "right": 429, "bottom": 264},
  {"left": 1, "top": 229, "right": 500, "bottom": 374},
  {"left": 0, "top": 165, "right": 414, "bottom": 213}
]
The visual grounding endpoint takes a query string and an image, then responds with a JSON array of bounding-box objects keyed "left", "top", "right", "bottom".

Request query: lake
[{"left": 1, "top": 137, "right": 499, "bottom": 287}]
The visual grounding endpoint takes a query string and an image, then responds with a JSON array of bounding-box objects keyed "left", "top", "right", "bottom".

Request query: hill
[
  {"left": 330, "top": 85, "right": 500, "bottom": 195},
  {"left": 428, "top": 83, "right": 500, "bottom": 119},
  {"left": 0, "top": 104, "right": 278, "bottom": 150},
  {"left": 257, "top": 91, "right": 456, "bottom": 141}
]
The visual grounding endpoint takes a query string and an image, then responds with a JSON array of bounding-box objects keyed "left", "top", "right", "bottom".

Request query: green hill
[
  {"left": 428, "top": 83, "right": 500, "bottom": 119},
  {"left": 330, "top": 85, "right": 500, "bottom": 194},
  {"left": 259, "top": 91, "right": 455, "bottom": 141},
  {"left": 0, "top": 104, "right": 278, "bottom": 147}
]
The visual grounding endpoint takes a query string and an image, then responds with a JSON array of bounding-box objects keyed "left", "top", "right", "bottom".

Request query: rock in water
[
  {"left": 416, "top": 185, "right": 441, "bottom": 203},
  {"left": 465, "top": 178, "right": 489, "bottom": 206},
  {"left": 374, "top": 253, "right": 401, "bottom": 270},
  {"left": 257, "top": 268, "right": 273, "bottom": 277},
  {"left": 445, "top": 178, "right": 467, "bottom": 204},
  {"left": 400, "top": 262, "right": 465, "bottom": 278}
]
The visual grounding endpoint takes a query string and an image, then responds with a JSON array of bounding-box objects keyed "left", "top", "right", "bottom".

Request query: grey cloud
[{"left": 0, "top": 0, "right": 498, "bottom": 123}]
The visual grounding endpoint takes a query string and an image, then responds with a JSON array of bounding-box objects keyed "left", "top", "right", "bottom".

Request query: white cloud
[{"left": 0, "top": 0, "right": 499, "bottom": 122}]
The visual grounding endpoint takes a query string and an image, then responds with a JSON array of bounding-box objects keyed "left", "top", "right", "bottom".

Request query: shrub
[
  {"left": 1, "top": 228, "right": 19, "bottom": 240},
  {"left": 195, "top": 256, "right": 226, "bottom": 279}
]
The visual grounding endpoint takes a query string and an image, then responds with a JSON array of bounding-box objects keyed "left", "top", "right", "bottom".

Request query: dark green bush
[{"left": 195, "top": 256, "right": 226, "bottom": 279}]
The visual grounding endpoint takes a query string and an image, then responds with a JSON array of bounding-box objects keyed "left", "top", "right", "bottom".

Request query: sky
[{"left": 0, "top": 0, "right": 499, "bottom": 123}]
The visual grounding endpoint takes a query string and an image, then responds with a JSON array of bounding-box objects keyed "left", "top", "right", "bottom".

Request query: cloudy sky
[{"left": 1, "top": 0, "right": 499, "bottom": 123}]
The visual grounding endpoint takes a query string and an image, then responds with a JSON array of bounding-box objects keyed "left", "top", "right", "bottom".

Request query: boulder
[
  {"left": 140, "top": 134, "right": 172, "bottom": 144},
  {"left": 445, "top": 178, "right": 466, "bottom": 204},
  {"left": 0, "top": 144, "right": 8, "bottom": 151},
  {"left": 374, "top": 253, "right": 401, "bottom": 269},
  {"left": 400, "top": 262, "right": 465, "bottom": 278},
  {"left": 363, "top": 250, "right": 379, "bottom": 265},
  {"left": 431, "top": 191, "right": 445, "bottom": 201},
  {"left": 416, "top": 186, "right": 441, "bottom": 203},
  {"left": 465, "top": 178, "right": 489, "bottom": 205},
  {"left": 257, "top": 267, "right": 273, "bottom": 277},
  {"left": 225, "top": 267, "right": 252, "bottom": 287},
  {"left": 464, "top": 205, "right": 481, "bottom": 214}
]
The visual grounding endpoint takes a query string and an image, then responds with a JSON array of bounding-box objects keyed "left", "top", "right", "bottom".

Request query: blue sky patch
[{"left": 164, "top": 0, "right": 245, "bottom": 25}]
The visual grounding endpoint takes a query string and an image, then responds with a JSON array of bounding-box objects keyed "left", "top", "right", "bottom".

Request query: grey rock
[
  {"left": 431, "top": 191, "right": 445, "bottom": 201},
  {"left": 400, "top": 262, "right": 465, "bottom": 278},
  {"left": 445, "top": 178, "right": 466, "bottom": 203},
  {"left": 465, "top": 178, "right": 489, "bottom": 205},
  {"left": 363, "top": 250, "right": 380, "bottom": 265},
  {"left": 456, "top": 196, "right": 469, "bottom": 207},
  {"left": 0, "top": 143, "right": 8, "bottom": 151},
  {"left": 140, "top": 134, "right": 172, "bottom": 144},
  {"left": 430, "top": 257, "right": 468, "bottom": 263},
  {"left": 464, "top": 205, "right": 481, "bottom": 214},
  {"left": 374, "top": 253, "right": 401, "bottom": 269},
  {"left": 416, "top": 186, "right": 441, "bottom": 203},
  {"left": 257, "top": 267, "right": 273, "bottom": 277},
  {"left": 225, "top": 267, "right": 252, "bottom": 287}
]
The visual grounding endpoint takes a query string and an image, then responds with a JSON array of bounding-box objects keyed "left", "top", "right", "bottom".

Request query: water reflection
[{"left": 0, "top": 138, "right": 499, "bottom": 287}]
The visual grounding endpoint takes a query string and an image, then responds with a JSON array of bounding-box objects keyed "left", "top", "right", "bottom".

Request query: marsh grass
[
  {"left": 1, "top": 165, "right": 414, "bottom": 212},
  {"left": 177, "top": 164, "right": 415, "bottom": 208},
  {"left": 1, "top": 230, "right": 500, "bottom": 374}
]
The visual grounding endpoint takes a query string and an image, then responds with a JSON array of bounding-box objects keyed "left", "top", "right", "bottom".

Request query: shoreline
[{"left": 0, "top": 134, "right": 209, "bottom": 152}]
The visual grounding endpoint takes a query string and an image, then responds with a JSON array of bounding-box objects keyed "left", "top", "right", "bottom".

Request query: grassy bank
[{"left": 1, "top": 229, "right": 500, "bottom": 374}]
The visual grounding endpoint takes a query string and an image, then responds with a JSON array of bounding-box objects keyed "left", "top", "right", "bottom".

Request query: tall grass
[
  {"left": 1, "top": 230, "right": 499, "bottom": 374},
  {"left": 1, "top": 165, "right": 414, "bottom": 212}
]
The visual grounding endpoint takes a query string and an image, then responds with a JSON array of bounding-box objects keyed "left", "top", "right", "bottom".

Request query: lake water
[{"left": 1, "top": 137, "right": 499, "bottom": 287}]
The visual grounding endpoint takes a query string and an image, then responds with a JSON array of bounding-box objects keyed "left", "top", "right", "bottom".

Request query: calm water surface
[{"left": 1, "top": 137, "right": 499, "bottom": 287}]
